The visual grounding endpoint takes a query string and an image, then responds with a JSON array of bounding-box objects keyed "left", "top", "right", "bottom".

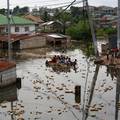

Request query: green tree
[
  {"left": 70, "top": 6, "right": 82, "bottom": 23},
  {"left": 13, "top": 6, "right": 20, "bottom": 15},
  {"left": 66, "top": 20, "right": 92, "bottom": 40},
  {"left": 0, "top": 8, "right": 6, "bottom": 15},
  {"left": 96, "top": 27, "right": 117, "bottom": 37},
  {"left": 20, "top": 7, "right": 29, "bottom": 15},
  {"left": 104, "top": 27, "right": 117, "bottom": 35},
  {"left": 42, "top": 11, "right": 50, "bottom": 22},
  {"left": 13, "top": 6, "right": 29, "bottom": 15},
  {"left": 59, "top": 12, "right": 71, "bottom": 34}
]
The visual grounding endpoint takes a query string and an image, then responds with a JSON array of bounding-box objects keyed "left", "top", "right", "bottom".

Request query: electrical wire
[{"left": 9, "top": 0, "right": 83, "bottom": 9}]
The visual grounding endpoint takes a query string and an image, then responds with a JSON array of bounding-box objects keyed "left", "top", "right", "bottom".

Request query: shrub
[{"left": 66, "top": 20, "right": 92, "bottom": 41}]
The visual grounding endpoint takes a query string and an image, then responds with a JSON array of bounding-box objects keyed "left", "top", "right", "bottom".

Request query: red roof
[
  {"left": 0, "top": 60, "right": 16, "bottom": 72},
  {"left": 0, "top": 33, "right": 46, "bottom": 42}
]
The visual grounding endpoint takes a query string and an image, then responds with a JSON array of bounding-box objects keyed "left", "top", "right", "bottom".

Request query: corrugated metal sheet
[
  {"left": 0, "top": 60, "right": 16, "bottom": 72},
  {"left": 47, "top": 34, "right": 67, "bottom": 39},
  {"left": 0, "top": 67, "right": 16, "bottom": 87}
]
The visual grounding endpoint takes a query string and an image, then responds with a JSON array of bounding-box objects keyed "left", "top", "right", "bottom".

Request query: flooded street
[{"left": 0, "top": 43, "right": 120, "bottom": 120}]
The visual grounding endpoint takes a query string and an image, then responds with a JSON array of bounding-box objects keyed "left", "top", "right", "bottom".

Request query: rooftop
[
  {"left": 0, "top": 33, "right": 46, "bottom": 42},
  {"left": 0, "top": 60, "right": 16, "bottom": 72},
  {"left": 0, "top": 14, "right": 36, "bottom": 25},
  {"left": 41, "top": 21, "right": 62, "bottom": 26},
  {"left": 47, "top": 34, "right": 67, "bottom": 39},
  {"left": 23, "top": 14, "right": 44, "bottom": 23}
]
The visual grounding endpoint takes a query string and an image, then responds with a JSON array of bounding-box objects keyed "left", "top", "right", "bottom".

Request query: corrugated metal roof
[
  {"left": 47, "top": 34, "right": 67, "bottom": 39},
  {"left": 0, "top": 33, "right": 46, "bottom": 42},
  {"left": 0, "top": 60, "right": 16, "bottom": 72},
  {"left": 23, "top": 14, "right": 44, "bottom": 23},
  {"left": 41, "top": 20, "right": 62, "bottom": 26},
  {"left": 0, "top": 14, "right": 36, "bottom": 25}
]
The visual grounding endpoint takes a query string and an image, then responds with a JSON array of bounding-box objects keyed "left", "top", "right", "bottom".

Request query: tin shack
[{"left": 46, "top": 33, "right": 70, "bottom": 46}]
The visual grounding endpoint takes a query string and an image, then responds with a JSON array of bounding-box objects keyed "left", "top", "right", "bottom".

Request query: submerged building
[{"left": 0, "top": 60, "right": 16, "bottom": 87}]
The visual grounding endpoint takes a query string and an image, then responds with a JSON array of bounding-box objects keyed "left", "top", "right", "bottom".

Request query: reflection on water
[
  {"left": 0, "top": 84, "right": 18, "bottom": 103},
  {"left": 83, "top": 65, "right": 100, "bottom": 120},
  {"left": 0, "top": 81, "right": 21, "bottom": 120},
  {"left": 75, "top": 86, "right": 81, "bottom": 104},
  {"left": 0, "top": 81, "right": 21, "bottom": 103},
  {"left": 0, "top": 42, "right": 120, "bottom": 120},
  {"left": 107, "top": 67, "right": 120, "bottom": 120}
]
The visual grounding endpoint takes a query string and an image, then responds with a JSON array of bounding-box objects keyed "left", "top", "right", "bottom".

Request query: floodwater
[{"left": 0, "top": 43, "right": 120, "bottom": 120}]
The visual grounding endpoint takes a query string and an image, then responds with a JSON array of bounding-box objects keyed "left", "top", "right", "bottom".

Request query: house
[
  {"left": 23, "top": 14, "right": 44, "bottom": 32},
  {"left": 0, "top": 14, "right": 36, "bottom": 35},
  {"left": 0, "top": 33, "right": 46, "bottom": 50},
  {"left": 40, "top": 21, "right": 63, "bottom": 33},
  {"left": 94, "top": 6, "right": 116, "bottom": 17},
  {"left": 46, "top": 33, "right": 70, "bottom": 46},
  {"left": 94, "top": 15, "right": 117, "bottom": 28},
  {"left": 15, "top": 34, "right": 46, "bottom": 50}
]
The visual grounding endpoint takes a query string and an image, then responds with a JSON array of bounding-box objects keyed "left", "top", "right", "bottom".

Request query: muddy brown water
[{"left": 0, "top": 45, "right": 120, "bottom": 120}]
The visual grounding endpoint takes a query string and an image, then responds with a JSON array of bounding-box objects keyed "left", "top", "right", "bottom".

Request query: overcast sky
[{"left": 0, "top": 0, "right": 118, "bottom": 9}]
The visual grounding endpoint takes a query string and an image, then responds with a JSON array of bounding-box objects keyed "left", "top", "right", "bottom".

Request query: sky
[{"left": 0, "top": 0, "right": 118, "bottom": 9}]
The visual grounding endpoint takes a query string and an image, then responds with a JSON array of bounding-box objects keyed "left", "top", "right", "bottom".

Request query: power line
[
  {"left": 9, "top": 0, "right": 83, "bottom": 9},
  {"left": 52, "top": 0, "right": 83, "bottom": 9}
]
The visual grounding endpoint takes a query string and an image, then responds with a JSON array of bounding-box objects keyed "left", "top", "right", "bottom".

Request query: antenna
[{"left": 7, "top": 0, "right": 12, "bottom": 61}]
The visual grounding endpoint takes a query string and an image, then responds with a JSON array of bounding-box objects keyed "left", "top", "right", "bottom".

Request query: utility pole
[
  {"left": 117, "top": 0, "right": 120, "bottom": 49},
  {"left": 7, "top": 0, "right": 11, "bottom": 61},
  {"left": 83, "top": 0, "right": 99, "bottom": 57}
]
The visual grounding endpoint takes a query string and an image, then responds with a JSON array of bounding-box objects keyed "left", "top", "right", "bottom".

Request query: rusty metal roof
[
  {"left": 0, "top": 60, "right": 16, "bottom": 72},
  {"left": 0, "top": 33, "right": 46, "bottom": 43}
]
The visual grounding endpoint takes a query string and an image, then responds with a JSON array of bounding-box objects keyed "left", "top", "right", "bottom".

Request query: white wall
[{"left": 10, "top": 25, "right": 35, "bottom": 34}]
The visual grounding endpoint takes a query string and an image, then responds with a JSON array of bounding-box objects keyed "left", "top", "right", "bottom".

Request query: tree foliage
[
  {"left": 42, "top": 11, "right": 50, "bottom": 22},
  {"left": 12, "top": 6, "right": 29, "bottom": 15},
  {"left": 0, "top": 8, "right": 6, "bottom": 15},
  {"left": 66, "top": 20, "right": 92, "bottom": 40},
  {"left": 59, "top": 12, "right": 71, "bottom": 34},
  {"left": 96, "top": 27, "right": 117, "bottom": 37},
  {"left": 70, "top": 6, "right": 82, "bottom": 23}
]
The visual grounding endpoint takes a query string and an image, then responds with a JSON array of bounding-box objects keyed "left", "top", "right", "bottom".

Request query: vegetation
[
  {"left": 96, "top": 27, "right": 117, "bottom": 37},
  {"left": 0, "top": 8, "right": 7, "bottom": 15},
  {"left": 0, "top": 6, "right": 29, "bottom": 16},
  {"left": 12, "top": 6, "right": 29, "bottom": 15},
  {"left": 66, "top": 20, "right": 92, "bottom": 41}
]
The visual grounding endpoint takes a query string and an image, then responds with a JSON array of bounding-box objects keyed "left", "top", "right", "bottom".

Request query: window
[
  {"left": 15, "top": 27, "right": 19, "bottom": 32},
  {"left": 24, "top": 27, "right": 29, "bottom": 32},
  {"left": 6, "top": 28, "right": 8, "bottom": 33}
]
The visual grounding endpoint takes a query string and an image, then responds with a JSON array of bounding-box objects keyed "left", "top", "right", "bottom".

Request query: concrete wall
[
  {"left": 20, "top": 36, "right": 46, "bottom": 49},
  {"left": 10, "top": 25, "right": 35, "bottom": 34},
  {"left": 0, "top": 67, "right": 16, "bottom": 87}
]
